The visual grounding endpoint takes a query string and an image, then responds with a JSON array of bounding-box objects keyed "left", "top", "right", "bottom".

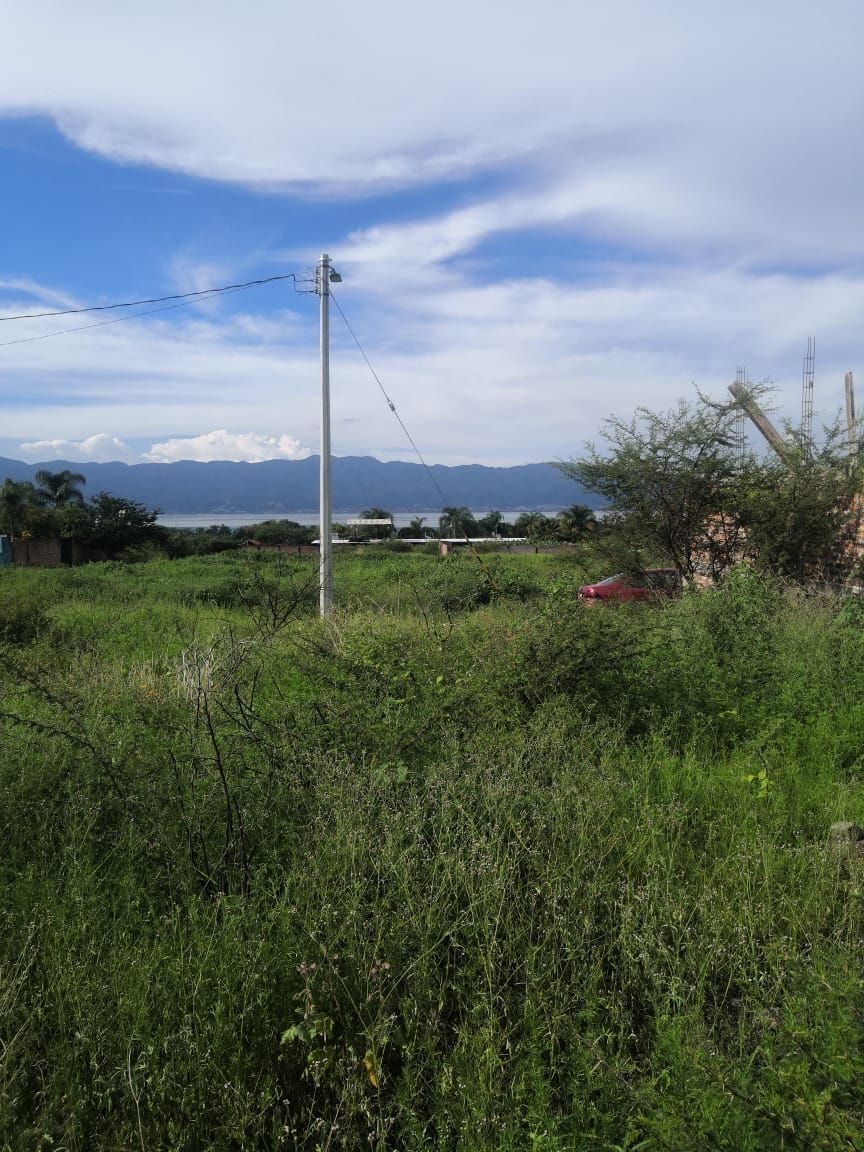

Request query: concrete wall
[
  {"left": 12, "top": 538, "right": 63, "bottom": 567},
  {"left": 11, "top": 538, "right": 90, "bottom": 567},
  {"left": 243, "top": 541, "right": 319, "bottom": 556}
]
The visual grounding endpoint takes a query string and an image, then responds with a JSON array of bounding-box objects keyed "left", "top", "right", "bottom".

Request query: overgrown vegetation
[
  {"left": 564, "top": 390, "right": 863, "bottom": 582},
  {"left": 0, "top": 471, "right": 325, "bottom": 559},
  {"left": 0, "top": 472, "right": 600, "bottom": 560},
  {"left": 0, "top": 471, "right": 163, "bottom": 559},
  {"left": 1, "top": 545, "right": 864, "bottom": 1149}
]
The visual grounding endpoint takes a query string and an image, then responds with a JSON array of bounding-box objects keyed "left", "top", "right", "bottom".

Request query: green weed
[{"left": 0, "top": 552, "right": 862, "bottom": 1147}]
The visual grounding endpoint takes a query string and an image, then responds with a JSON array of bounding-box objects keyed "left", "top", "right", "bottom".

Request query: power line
[
  {"left": 329, "top": 289, "right": 504, "bottom": 582},
  {"left": 0, "top": 284, "right": 252, "bottom": 348},
  {"left": 0, "top": 271, "right": 314, "bottom": 322},
  {"left": 329, "top": 290, "right": 448, "bottom": 506}
]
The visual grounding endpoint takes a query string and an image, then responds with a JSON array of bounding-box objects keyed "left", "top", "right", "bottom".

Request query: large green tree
[
  {"left": 477, "top": 510, "right": 506, "bottom": 537},
  {"left": 438, "top": 506, "right": 478, "bottom": 537},
  {"left": 556, "top": 504, "right": 598, "bottom": 541},
  {"left": 85, "top": 493, "right": 160, "bottom": 556},
  {"left": 563, "top": 392, "right": 862, "bottom": 583},
  {"left": 561, "top": 399, "right": 740, "bottom": 577},
  {"left": 0, "top": 479, "right": 39, "bottom": 539},
  {"left": 736, "top": 427, "right": 862, "bottom": 581},
  {"left": 513, "top": 511, "right": 559, "bottom": 541},
  {"left": 0, "top": 476, "right": 163, "bottom": 559},
  {"left": 34, "top": 469, "right": 86, "bottom": 508}
]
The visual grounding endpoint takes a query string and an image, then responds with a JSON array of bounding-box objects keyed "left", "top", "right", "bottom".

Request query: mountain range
[{"left": 0, "top": 455, "right": 593, "bottom": 514}]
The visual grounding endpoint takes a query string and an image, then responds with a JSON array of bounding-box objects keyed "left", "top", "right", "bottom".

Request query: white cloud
[
  {"left": 18, "top": 433, "right": 134, "bottom": 462},
  {"left": 3, "top": 263, "right": 864, "bottom": 467},
  {"left": 145, "top": 430, "right": 311, "bottom": 464},
  {"left": 0, "top": 278, "right": 81, "bottom": 310},
  {"left": 1, "top": 1, "right": 863, "bottom": 472},
  {"left": 1, "top": 1, "right": 863, "bottom": 267}
]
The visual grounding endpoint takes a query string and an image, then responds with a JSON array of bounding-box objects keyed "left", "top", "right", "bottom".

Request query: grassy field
[{"left": 1, "top": 546, "right": 863, "bottom": 1149}]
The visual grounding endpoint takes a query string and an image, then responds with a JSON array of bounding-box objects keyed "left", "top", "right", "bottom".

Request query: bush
[
  {"left": 0, "top": 582, "right": 48, "bottom": 644},
  {"left": 416, "top": 555, "right": 540, "bottom": 612},
  {"left": 2, "top": 552, "right": 864, "bottom": 1146}
]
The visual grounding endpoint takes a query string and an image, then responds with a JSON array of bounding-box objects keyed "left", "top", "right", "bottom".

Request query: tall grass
[{"left": 0, "top": 552, "right": 862, "bottom": 1148}]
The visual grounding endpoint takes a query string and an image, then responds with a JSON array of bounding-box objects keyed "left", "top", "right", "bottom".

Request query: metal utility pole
[
  {"left": 315, "top": 253, "right": 341, "bottom": 618},
  {"left": 801, "top": 336, "right": 815, "bottom": 455},
  {"left": 733, "top": 367, "right": 747, "bottom": 466},
  {"left": 845, "top": 371, "right": 857, "bottom": 454}
]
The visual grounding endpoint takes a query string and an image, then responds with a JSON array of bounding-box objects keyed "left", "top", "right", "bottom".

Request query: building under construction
[{"left": 727, "top": 341, "right": 864, "bottom": 572}]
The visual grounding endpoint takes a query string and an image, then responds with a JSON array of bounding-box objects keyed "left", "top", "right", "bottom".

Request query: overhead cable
[
  {"left": 0, "top": 285, "right": 251, "bottom": 348},
  {"left": 0, "top": 271, "right": 314, "bottom": 322},
  {"left": 330, "top": 289, "right": 502, "bottom": 587},
  {"left": 329, "top": 289, "right": 450, "bottom": 508}
]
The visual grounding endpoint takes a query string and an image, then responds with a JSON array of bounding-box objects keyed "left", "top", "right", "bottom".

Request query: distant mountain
[{"left": 0, "top": 455, "right": 594, "bottom": 514}]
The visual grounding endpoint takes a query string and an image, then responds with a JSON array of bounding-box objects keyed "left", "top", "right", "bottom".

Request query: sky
[{"left": 0, "top": 0, "right": 863, "bottom": 467}]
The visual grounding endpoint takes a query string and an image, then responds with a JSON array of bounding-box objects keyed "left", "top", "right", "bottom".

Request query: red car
[{"left": 578, "top": 568, "right": 682, "bottom": 602}]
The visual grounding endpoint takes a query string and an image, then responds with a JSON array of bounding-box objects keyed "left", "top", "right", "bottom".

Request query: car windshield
[
  {"left": 593, "top": 572, "right": 654, "bottom": 588},
  {"left": 646, "top": 570, "right": 676, "bottom": 589}
]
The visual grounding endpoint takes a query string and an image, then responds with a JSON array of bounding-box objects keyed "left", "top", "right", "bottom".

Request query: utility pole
[
  {"left": 845, "top": 371, "right": 857, "bottom": 455},
  {"left": 729, "top": 380, "right": 789, "bottom": 462},
  {"left": 316, "top": 253, "right": 341, "bottom": 617},
  {"left": 801, "top": 336, "right": 815, "bottom": 455}
]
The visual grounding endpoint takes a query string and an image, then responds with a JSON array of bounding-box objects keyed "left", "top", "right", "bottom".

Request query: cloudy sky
[{"left": 0, "top": 0, "right": 862, "bottom": 466}]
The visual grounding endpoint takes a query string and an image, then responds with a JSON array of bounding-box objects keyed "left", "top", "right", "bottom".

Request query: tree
[
  {"left": 735, "top": 427, "right": 862, "bottom": 581},
  {"left": 238, "top": 520, "right": 314, "bottom": 546},
  {"left": 438, "top": 506, "right": 478, "bottom": 537},
  {"left": 84, "top": 493, "right": 161, "bottom": 557},
  {"left": 53, "top": 502, "right": 95, "bottom": 541},
  {"left": 358, "top": 508, "right": 393, "bottom": 540},
  {"left": 0, "top": 477, "right": 165, "bottom": 559},
  {"left": 398, "top": 516, "right": 430, "bottom": 540},
  {"left": 477, "top": 510, "right": 505, "bottom": 537},
  {"left": 0, "top": 479, "right": 39, "bottom": 539},
  {"left": 35, "top": 469, "right": 86, "bottom": 508},
  {"left": 563, "top": 390, "right": 863, "bottom": 584},
  {"left": 513, "top": 511, "right": 559, "bottom": 540},
  {"left": 561, "top": 399, "right": 740, "bottom": 577},
  {"left": 556, "top": 504, "right": 597, "bottom": 541}
]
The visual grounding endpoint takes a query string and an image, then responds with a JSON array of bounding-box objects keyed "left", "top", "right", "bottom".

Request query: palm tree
[
  {"left": 35, "top": 469, "right": 86, "bottom": 508},
  {"left": 478, "top": 510, "right": 504, "bottom": 536},
  {"left": 556, "top": 503, "right": 598, "bottom": 540},
  {"left": 514, "top": 511, "right": 550, "bottom": 537},
  {"left": 439, "top": 506, "right": 477, "bottom": 537},
  {"left": 359, "top": 507, "right": 393, "bottom": 539},
  {"left": 0, "top": 479, "right": 38, "bottom": 539},
  {"left": 409, "top": 516, "right": 426, "bottom": 533}
]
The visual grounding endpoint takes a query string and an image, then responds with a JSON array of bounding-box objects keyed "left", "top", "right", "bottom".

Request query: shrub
[
  {"left": 0, "top": 582, "right": 48, "bottom": 644},
  {"left": 2, "top": 552, "right": 864, "bottom": 1146}
]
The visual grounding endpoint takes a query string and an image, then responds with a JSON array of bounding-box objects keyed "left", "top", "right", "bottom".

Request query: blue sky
[{"left": 1, "top": 0, "right": 863, "bottom": 466}]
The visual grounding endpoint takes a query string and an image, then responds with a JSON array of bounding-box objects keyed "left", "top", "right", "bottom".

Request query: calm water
[{"left": 157, "top": 510, "right": 557, "bottom": 530}]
